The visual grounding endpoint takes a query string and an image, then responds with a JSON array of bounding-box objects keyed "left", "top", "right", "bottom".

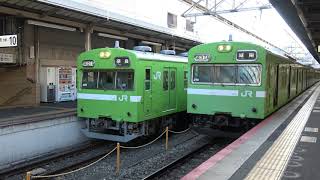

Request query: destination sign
[
  {"left": 115, "top": 57, "right": 130, "bottom": 67},
  {"left": 236, "top": 50, "right": 257, "bottom": 61}
]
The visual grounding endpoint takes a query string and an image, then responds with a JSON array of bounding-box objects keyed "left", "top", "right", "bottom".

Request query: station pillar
[{"left": 85, "top": 25, "right": 93, "bottom": 51}]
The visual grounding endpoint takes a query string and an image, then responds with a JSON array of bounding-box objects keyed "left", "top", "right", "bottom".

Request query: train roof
[
  {"left": 190, "top": 41, "right": 316, "bottom": 69},
  {"left": 129, "top": 50, "right": 188, "bottom": 63}
]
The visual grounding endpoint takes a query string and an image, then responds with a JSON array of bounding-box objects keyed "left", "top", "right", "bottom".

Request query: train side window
[
  {"left": 170, "top": 71, "right": 176, "bottom": 90},
  {"left": 145, "top": 69, "right": 151, "bottom": 90},
  {"left": 163, "top": 71, "right": 169, "bottom": 90},
  {"left": 184, "top": 71, "right": 188, "bottom": 88}
]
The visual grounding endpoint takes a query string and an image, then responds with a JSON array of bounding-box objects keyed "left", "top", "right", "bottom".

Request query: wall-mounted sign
[
  {"left": 194, "top": 54, "right": 211, "bottom": 62},
  {"left": 0, "top": 35, "right": 17, "bottom": 47},
  {"left": 82, "top": 60, "right": 95, "bottom": 67},
  {"left": 115, "top": 57, "right": 130, "bottom": 67},
  {"left": 236, "top": 50, "right": 257, "bottom": 61},
  {"left": 0, "top": 53, "right": 14, "bottom": 63}
]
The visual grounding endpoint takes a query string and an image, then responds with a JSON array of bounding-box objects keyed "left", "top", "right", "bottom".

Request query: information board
[{"left": 0, "top": 53, "right": 14, "bottom": 63}]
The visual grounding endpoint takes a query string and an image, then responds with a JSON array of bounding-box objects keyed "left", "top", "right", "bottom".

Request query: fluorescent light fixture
[
  {"left": 318, "top": 45, "right": 320, "bottom": 53},
  {"left": 27, "top": 20, "right": 76, "bottom": 32},
  {"left": 97, "top": 33, "right": 128, "bottom": 41},
  {"left": 141, "top": 40, "right": 162, "bottom": 46},
  {"left": 173, "top": 46, "right": 187, "bottom": 51}
]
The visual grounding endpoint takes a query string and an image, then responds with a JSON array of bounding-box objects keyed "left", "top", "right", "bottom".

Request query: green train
[
  {"left": 187, "top": 42, "right": 320, "bottom": 127},
  {"left": 77, "top": 46, "right": 188, "bottom": 142}
]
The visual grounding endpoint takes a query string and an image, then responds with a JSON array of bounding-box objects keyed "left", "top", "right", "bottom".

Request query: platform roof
[
  {"left": 1, "top": 0, "right": 200, "bottom": 49},
  {"left": 269, "top": 0, "right": 320, "bottom": 63}
]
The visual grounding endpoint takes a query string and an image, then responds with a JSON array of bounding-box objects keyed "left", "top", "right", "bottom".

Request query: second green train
[{"left": 187, "top": 41, "right": 320, "bottom": 128}]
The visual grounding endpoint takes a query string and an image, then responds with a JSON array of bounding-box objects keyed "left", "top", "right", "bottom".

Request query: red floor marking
[{"left": 181, "top": 115, "right": 274, "bottom": 180}]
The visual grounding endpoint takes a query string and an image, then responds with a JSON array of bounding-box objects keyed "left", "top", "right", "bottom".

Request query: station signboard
[{"left": 0, "top": 35, "right": 18, "bottom": 47}]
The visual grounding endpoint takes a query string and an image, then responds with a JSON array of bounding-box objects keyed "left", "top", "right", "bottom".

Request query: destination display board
[
  {"left": 115, "top": 57, "right": 130, "bottom": 67},
  {"left": 236, "top": 50, "right": 257, "bottom": 61}
]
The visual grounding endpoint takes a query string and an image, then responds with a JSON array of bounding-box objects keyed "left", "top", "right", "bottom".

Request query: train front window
[
  {"left": 82, "top": 71, "right": 98, "bottom": 89},
  {"left": 213, "top": 66, "right": 236, "bottom": 84},
  {"left": 99, "top": 71, "right": 115, "bottom": 90},
  {"left": 82, "top": 70, "right": 134, "bottom": 90},
  {"left": 237, "top": 65, "right": 261, "bottom": 85},
  {"left": 192, "top": 64, "right": 262, "bottom": 86},
  {"left": 116, "top": 71, "right": 134, "bottom": 90},
  {"left": 192, "top": 65, "right": 213, "bottom": 83}
]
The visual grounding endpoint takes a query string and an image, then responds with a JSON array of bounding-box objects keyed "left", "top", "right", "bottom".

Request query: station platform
[
  {"left": 0, "top": 101, "right": 86, "bottom": 170},
  {"left": 0, "top": 101, "right": 76, "bottom": 128},
  {"left": 182, "top": 83, "right": 320, "bottom": 180}
]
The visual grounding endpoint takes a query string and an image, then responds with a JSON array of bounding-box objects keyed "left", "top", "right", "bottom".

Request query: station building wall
[{"left": 38, "top": 27, "right": 84, "bottom": 68}]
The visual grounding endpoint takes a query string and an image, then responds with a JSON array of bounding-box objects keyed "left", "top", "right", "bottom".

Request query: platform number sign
[
  {"left": 236, "top": 50, "right": 257, "bottom": 61},
  {"left": 0, "top": 35, "right": 17, "bottom": 47},
  {"left": 115, "top": 57, "right": 130, "bottom": 67}
]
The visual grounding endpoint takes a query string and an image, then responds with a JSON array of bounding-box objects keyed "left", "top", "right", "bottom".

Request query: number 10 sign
[{"left": 0, "top": 35, "right": 18, "bottom": 47}]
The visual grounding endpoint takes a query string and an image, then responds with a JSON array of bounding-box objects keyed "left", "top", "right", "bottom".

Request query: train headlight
[
  {"left": 217, "top": 45, "right": 224, "bottom": 52},
  {"left": 217, "top": 44, "right": 232, "bottom": 52},
  {"left": 99, "top": 51, "right": 111, "bottom": 59},
  {"left": 225, "top": 45, "right": 232, "bottom": 51}
]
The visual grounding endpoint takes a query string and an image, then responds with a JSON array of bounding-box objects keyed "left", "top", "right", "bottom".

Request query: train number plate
[
  {"left": 82, "top": 60, "right": 95, "bottom": 67},
  {"left": 194, "top": 54, "right": 211, "bottom": 62}
]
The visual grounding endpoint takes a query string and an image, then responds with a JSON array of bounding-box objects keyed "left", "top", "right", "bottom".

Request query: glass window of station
[
  {"left": 192, "top": 64, "right": 262, "bottom": 86},
  {"left": 82, "top": 70, "right": 134, "bottom": 90}
]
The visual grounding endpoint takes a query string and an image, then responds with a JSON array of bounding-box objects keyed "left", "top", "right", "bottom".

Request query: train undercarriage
[
  {"left": 81, "top": 112, "right": 188, "bottom": 142},
  {"left": 191, "top": 114, "right": 258, "bottom": 130}
]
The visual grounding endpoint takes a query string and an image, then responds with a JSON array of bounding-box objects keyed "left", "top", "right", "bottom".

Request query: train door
[
  {"left": 273, "top": 65, "right": 279, "bottom": 108},
  {"left": 144, "top": 67, "right": 152, "bottom": 115},
  {"left": 169, "top": 68, "right": 177, "bottom": 110},
  {"left": 288, "top": 66, "right": 291, "bottom": 99},
  {"left": 163, "top": 68, "right": 170, "bottom": 110}
]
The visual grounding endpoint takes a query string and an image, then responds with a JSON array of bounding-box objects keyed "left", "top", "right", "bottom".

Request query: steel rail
[
  {"left": 142, "top": 141, "right": 215, "bottom": 180},
  {"left": 0, "top": 142, "right": 109, "bottom": 179}
]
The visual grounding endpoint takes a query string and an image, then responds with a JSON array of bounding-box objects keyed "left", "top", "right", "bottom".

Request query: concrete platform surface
[
  {"left": 182, "top": 83, "right": 320, "bottom": 180},
  {"left": 0, "top": 101, "right": 76, "bottom": 127}
]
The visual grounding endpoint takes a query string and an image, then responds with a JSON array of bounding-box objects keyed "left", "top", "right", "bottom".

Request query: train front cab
[
  {"left": 77, "top": 48, "right": 145, "bottom": 142},
  {"left": 187, "top": 42, "right": 267, "bottom": 128},
  {"left": 77, "top": 48, "right": 188, "bottom": 142}
]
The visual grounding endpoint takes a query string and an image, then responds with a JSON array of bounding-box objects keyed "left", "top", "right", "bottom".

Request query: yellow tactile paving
[{"left": 245, "top": 86, "right": 320, "bottom": 180}]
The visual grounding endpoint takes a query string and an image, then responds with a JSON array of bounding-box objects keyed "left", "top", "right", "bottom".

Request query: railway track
[
  {"left": 1, "top": 141, "right": 113, "bottom": 180},
  {"left": 3, "top": 129, "right": 238, "bottom": 180},
  {"left": 142, "top": 141, "right": 214, "bottom": 180},
  {"left": 142, "top": 136, "right": 237, "bottom": 180}
]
